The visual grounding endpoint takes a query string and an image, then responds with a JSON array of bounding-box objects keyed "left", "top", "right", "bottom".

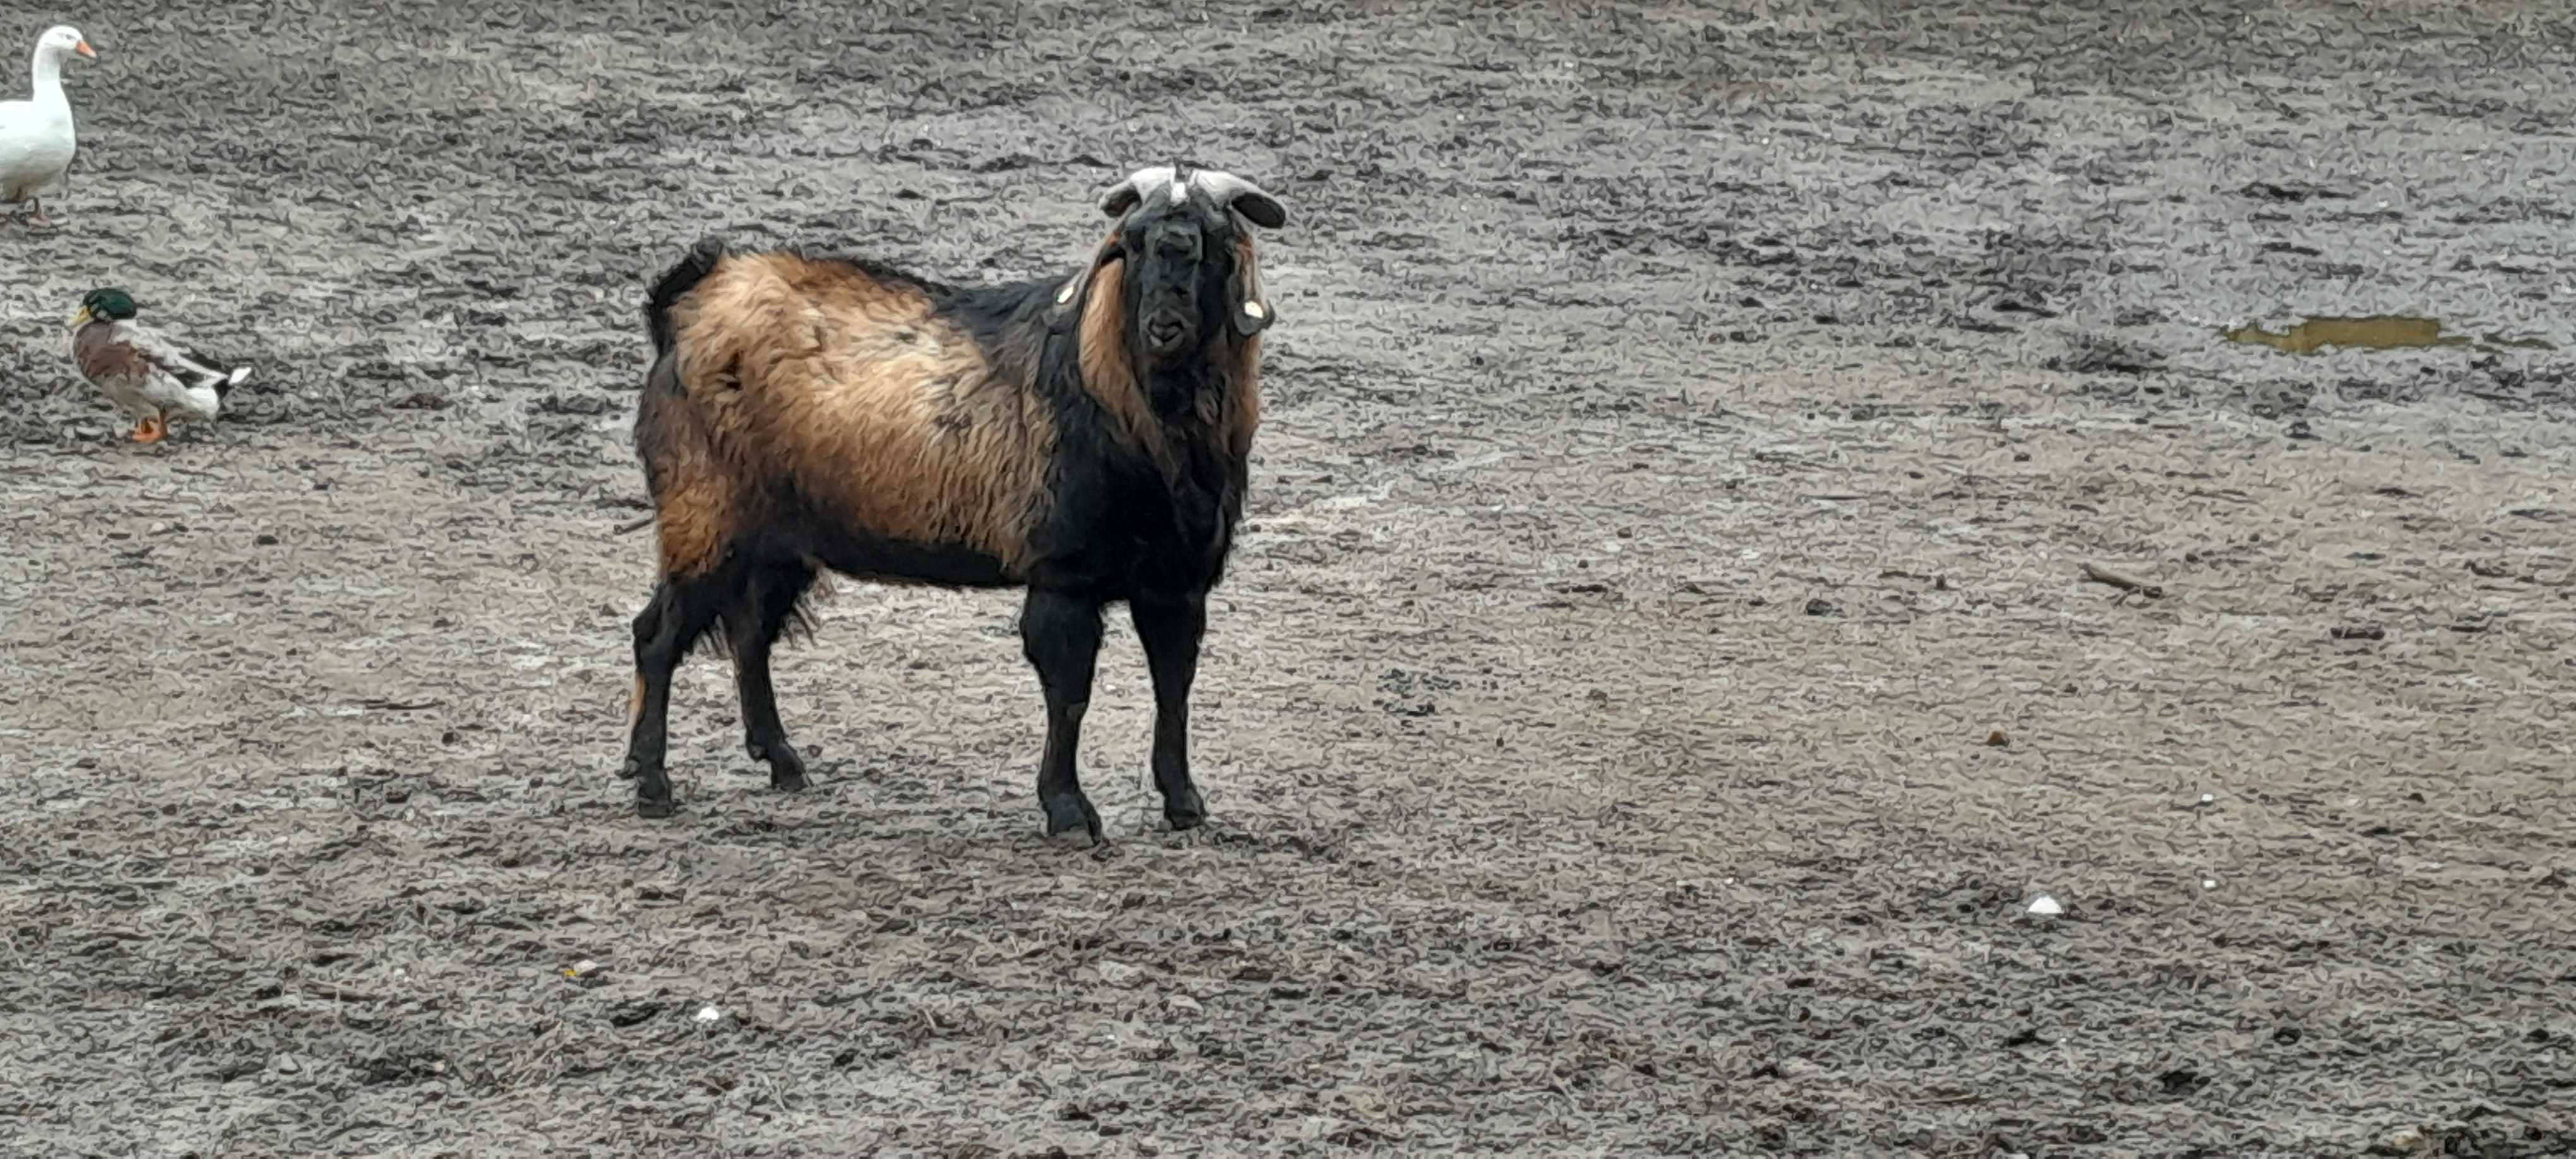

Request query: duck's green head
[{"left": 68, "top": 287, "right": 138, "bottom": 330}]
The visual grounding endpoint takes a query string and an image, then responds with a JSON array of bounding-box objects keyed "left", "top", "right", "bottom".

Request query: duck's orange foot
[{"left": 129, "top": 415, "right": 166, "bottom": 443}]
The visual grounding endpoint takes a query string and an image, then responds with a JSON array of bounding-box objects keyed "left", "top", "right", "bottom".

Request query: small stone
[
  {"left": 2201, "top": 879, "right": 2217, "bottom": 890},
  {"left": 1097, "top": 960, "right": 1143, "bottom": 986},
  {"left": 1985, "top": 730, "right": 2009, "bottom": 747},
  {"left": 2027, "top": 895, "right": 2063, "bottom": 917},
  {"left": 694, "top": 1005, "right": 722, "bottom": 1023}
]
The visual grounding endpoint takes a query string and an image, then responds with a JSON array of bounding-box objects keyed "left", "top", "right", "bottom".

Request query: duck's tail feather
[{"left": 216, "top": 364, "right": 251, "bottom": 401}]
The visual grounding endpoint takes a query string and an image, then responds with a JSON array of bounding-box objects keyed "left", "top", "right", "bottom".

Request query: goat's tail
[
  {"left": 630, "top": 238, "right": 730, "bottom": 543},
  {"left": 645, "top": 236, "right": 728, "bottom": 357}
]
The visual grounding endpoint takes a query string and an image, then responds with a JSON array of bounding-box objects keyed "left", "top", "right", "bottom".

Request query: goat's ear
[
  {"left": 1046, "top": 270, "right": 1087, "bottom": 335},
  {"left": 1099, "top": 185, "right": 1143, "bottom": 219},
  {"left": 1227, "top": 268, "right": 1273, "bottom": 338},
  {"left": 1048, "top": 246, "right": 1124, "bottom": 336},
  {"left": 1232, "top": 296, "right": 1275, "bottom": 338}
]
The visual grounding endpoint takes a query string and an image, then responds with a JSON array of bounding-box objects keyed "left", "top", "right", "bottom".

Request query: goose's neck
[{"left": 27, "top": 47, "right": 63, "bottom": 102}]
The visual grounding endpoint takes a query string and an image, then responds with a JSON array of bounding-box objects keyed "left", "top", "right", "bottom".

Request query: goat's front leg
[
  {"left": 1020, "top": 588, "right": 1106, "bottom": 844},
  {"left": 1130, "top": 593, "right": 1209, "bottom": 830}
]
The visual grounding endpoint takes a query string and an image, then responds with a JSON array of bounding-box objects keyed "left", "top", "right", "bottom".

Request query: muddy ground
[{"left": 2, "top": 1, "right": 2572, "bottom": 1155}]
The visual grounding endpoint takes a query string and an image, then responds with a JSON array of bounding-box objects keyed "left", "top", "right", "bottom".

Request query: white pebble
[
  {"left": 2201, "top": 879, "right": 2217, "bottom": 890},
  {"left": 2026, "top": 895, "right": 2063, "bottom": 916},
  {"left": 694, "top": 1005, "right": 722, "bottom": 1023},
  {"left": 2200, "top": 793, "right": 2216, "bottom": 804}
]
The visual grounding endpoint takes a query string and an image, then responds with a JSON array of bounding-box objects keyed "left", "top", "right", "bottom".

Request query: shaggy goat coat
[
  {"left": 632, "top": 230, "right": 1267, "bottom": 602},
  {"left": 616, "top": 164, "right": 1285, "bottom": 837}
]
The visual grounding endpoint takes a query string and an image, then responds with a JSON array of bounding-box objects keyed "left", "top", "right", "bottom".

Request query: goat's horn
[
  {"left": 1097, "top": 165, "right": 1178, "bottom": 218},
  {"left": 1188, "top": 170, "right": 1287, "bottom": 229}
]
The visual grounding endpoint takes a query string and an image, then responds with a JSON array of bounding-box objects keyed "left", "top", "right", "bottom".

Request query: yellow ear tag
[{"left": 1243, "top": 301, "right": 1266, "bottom": 319}]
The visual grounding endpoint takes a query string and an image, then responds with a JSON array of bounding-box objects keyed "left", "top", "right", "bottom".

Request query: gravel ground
[{"left": 1, "top": 1, "right": 2571, "bottom": 1155}]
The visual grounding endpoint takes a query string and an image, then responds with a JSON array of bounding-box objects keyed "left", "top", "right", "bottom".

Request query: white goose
[{"left": 0, "top": 25, "right": 95, "bottom": 227}]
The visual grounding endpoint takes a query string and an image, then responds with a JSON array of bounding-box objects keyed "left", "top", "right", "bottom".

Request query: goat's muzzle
[{"left": 1143, "top": 308, "right": 1193, "bottom": 356}]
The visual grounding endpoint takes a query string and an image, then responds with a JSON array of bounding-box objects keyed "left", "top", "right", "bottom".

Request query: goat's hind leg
[
  {"left": 728, "top": 559, "right": 820, "bottom": 792},
  {"left": 1020, "top": 588, "right": 1106, "bottom": 845},
  {"left": 624, "top": 575, "right": 722, "bottom": 818}
]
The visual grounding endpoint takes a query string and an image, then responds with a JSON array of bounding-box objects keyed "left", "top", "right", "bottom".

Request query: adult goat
[{"left": 619, "top": 163, "right": 1287, "bottom": 845}]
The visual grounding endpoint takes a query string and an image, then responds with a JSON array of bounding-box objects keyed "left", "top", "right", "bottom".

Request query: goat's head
[{"left": 1088, "top": 163, "right": 1287, "bottom": 367}]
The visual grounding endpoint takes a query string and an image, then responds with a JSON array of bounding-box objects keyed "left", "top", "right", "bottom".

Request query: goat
[{"left": 619, "top": 163, "right": 1287, "bottom": 845}]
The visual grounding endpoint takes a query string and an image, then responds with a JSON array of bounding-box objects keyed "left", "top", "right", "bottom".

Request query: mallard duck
[
  {"left": 68, "top": 288, "right": 254, "bottom": 444},
  {"left": 0, "top": 25, "right": 94, "bottom": 227}
]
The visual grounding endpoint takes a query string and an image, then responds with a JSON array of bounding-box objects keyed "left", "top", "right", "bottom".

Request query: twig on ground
[{"left": 2080, "top": 562, "right": 2164, "bottom": 600}]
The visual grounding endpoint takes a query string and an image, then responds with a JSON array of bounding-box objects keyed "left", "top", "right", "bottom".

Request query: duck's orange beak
[{"left": 74, "top": 40, "right": 95, "bottom": 59}]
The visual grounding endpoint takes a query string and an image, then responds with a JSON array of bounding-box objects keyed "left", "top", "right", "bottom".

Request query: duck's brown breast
[{"left": 74, "top": 323, "right": 149, "bottom": 386}]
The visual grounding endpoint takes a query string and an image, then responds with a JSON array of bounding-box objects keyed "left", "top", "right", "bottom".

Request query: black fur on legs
[
  {"left": 724, "top": 559, "right": 823, "bottom": 792},
  {"left": 621, "top": 554, "right": 823, "bottom": 817},
  {"left": 1130, "top": 593, "right": 1209, "bottom": 829},
  {"left": 1020, "top": 588, "right": 1106, "bottom": 845},
  {"left": 623, "top": 576, "right": 721, "bottom": 818}
]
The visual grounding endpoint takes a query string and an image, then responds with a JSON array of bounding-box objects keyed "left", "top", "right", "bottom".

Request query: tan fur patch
[
  {"left": 654, "top": 251, "right": 1054, "bottom": 576},
  {"left": 627, "top": 671, "right": 645, "bottom": 729},
  {"left": 1073, "top": 256, "right": 1171, "bottom": 473},
  {"left": 638, "top": 382, "right": 734, "bottom": 581},
  {"left": 1225, "top": 236, "right": 1266, "bottom": 461}
]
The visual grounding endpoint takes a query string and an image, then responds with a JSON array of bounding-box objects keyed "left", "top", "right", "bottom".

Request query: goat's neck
[{"left": 1142, "top": 364, "right": 1222, "bottom": 423}]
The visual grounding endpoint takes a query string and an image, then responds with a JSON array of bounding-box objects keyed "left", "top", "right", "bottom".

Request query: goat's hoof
[
  {"left": 636, "top": 794, "right": 677, "bottom": 819},
  {"left": 1041, "top": 793, "right": 1104, "bottom": 846},
  {"left": 770, "top": 756, "right": 809, "bottom": 793},
  {"left": 617, "top": 756, "right": 641, "bottom": 780},
  {"left": 1162, "top": 789, "right": 1207, "bottom": 831}
]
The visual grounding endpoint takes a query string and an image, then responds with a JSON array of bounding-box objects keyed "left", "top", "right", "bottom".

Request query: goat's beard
[{"left": 1139, "top": 355, "right": 1226, "bottom": 422}]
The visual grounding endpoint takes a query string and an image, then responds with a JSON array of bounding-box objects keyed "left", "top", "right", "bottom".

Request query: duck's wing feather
[{"left": 129, "top": 324, "right": 239, "bottom": 389}]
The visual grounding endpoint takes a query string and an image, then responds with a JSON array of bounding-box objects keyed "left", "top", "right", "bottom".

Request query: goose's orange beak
[{"left": 74, "top": 40, "right": 94, "bottom": 59}]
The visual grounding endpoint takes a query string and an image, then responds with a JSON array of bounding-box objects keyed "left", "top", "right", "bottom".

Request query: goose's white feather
[{"left": 0, "top": 26, "right": 89, "bottom": 205}]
